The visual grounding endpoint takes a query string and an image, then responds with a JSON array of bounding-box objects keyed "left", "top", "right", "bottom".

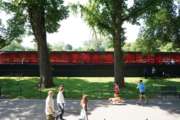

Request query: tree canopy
[
  {"left": 137, "top": 0, "right": 180, "bottom": 51},
  {"left": 0, "top": 0, "right": 68, "bottom": 48}
]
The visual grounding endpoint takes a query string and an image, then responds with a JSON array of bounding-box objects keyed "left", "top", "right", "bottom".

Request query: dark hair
[{"left": 140, "top": 80, "right": 143, "bottom": 82}]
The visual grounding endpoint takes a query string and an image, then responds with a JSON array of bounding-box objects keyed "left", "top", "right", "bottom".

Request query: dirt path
[{"left": 0, "top": 99, "right": 180, "bottom": 120}]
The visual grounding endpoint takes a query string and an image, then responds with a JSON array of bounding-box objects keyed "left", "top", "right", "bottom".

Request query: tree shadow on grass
[
  {"left": 144, "top": 78, "right": 180, "bottom": 97},
  {"left": 54, "top": 77, "right": 114, "bottom": 99},
  {"left": 121, "top": 82, "right": 138, "bottom": 99},
  {"left": 0, "top": 77, "right": 45, "bottom": 99},
  {"left": 0, "top": 77, "right": 115, "bottom": 99}
]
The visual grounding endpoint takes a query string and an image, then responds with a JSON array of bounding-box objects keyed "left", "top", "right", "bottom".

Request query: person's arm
[
  {"left": 62, "top": 92, "right": 65, "bottom": 104},
  {"left": 57, "top": 92, "right": 59, "bottom": 103},
  {"left": 85, "top": 101, "right": 88, "bottom": 120},
  {"left": 47, "top": 98, "right": 55, "bottom": 114},
  {"left": 48, "top": 105, "right": 54, "bottom": 114},
  {"left": 136, "top": 84, "right": 139, "bottom": 89},
  {"left": 57, "top": 92, "right": 61, "bottom": 105},
  {"left": 80, "top": 100, "right": 83, "bottom": 107}
]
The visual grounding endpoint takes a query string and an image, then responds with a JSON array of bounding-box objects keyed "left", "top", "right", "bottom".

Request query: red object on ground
[{"left": 114, "top": 83, "right": 120, "bottom": 94}]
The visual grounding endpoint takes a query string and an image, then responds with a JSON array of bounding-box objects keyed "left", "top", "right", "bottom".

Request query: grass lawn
[{"left": 0, "top": 77, "right": 180, "bottom": 99}]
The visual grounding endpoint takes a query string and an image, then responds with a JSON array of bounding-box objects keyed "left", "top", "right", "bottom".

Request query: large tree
[
  {"left": 73, "top": 0, "right": 172, "bottom": 87},
  {"left": 137, "top": 0, "right": 180, "bottom": 51},
  {"left": 0, "top": 0, "right": 68, "bottom": 88}
]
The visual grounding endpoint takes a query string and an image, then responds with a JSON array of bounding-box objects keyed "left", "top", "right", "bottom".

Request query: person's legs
[
  {"left": 56, "top": 103, "right": 64, "bottom": 120},
  {"left": 84, "top": 110, "right": 88, "bottom": 120},
  {"left": 138, "top": 93, "right": 143, "bottom": 104},
  {"left": 80, "top": 108, "right": 88, "bottom": 120},
  {"left": 139, "top": 92, "right": 148, "bottom": 105},
  {"left": 56, "top": 104, "right": 60, "bottom": 120},
  {"left": 61, "top": 104, "right": 64, "bottom": 119},
  {"left": 142, "top": 94, "right": 147, "bottom": 104},
  {"left": 46, "top": 115, "right": 55, "bottom": 120}
]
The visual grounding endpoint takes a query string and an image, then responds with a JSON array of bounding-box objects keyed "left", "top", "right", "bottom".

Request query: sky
[{"left": 1, "top": 0, "right": 140, "bottom": 48}]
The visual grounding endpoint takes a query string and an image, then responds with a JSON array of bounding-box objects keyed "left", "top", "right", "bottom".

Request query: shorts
[{"left": 140, "top": 92, "right": 145, "bottom": 95}]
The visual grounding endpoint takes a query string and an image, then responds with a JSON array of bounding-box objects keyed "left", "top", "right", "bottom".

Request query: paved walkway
[{"left": 0, "top": 98, "right": 180, "bottom": 120}]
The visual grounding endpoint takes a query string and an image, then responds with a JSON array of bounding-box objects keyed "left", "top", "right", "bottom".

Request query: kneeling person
[{"left": 109, "top": 93, "right": 125, "bottom": 104}]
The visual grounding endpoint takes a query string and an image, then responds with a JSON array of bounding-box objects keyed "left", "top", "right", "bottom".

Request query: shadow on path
[{"left": 0, "top": 98, "right": 180, "bottom": 120}]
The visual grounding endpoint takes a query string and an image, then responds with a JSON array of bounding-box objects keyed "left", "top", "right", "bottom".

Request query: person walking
[
  {"left": 79, "top": 95, "right": 88, "bottom": 120},
  {"left": 45, "top": 90, "right": 55, "bottom": 120},
  {"left": 56, "top": 85, "right": 65, "bottom": 120},
  {"left": 136, "top": 80, "right": 147, "bottom": 104}
]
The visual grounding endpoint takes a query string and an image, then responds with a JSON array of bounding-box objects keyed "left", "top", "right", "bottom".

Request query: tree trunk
[
  {"left": 28, "top": 5, "right": 53, "bottom": 88},
  {"left": 113, "top": 29, "right": 125, "bottom": 88},
  {"left": 112, "top": 0, "right": 125, "bottom": 88}
]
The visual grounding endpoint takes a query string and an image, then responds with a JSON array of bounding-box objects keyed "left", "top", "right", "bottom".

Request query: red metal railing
[{"left": 0, "top": 51, "right": 180, "bottom": 65}]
